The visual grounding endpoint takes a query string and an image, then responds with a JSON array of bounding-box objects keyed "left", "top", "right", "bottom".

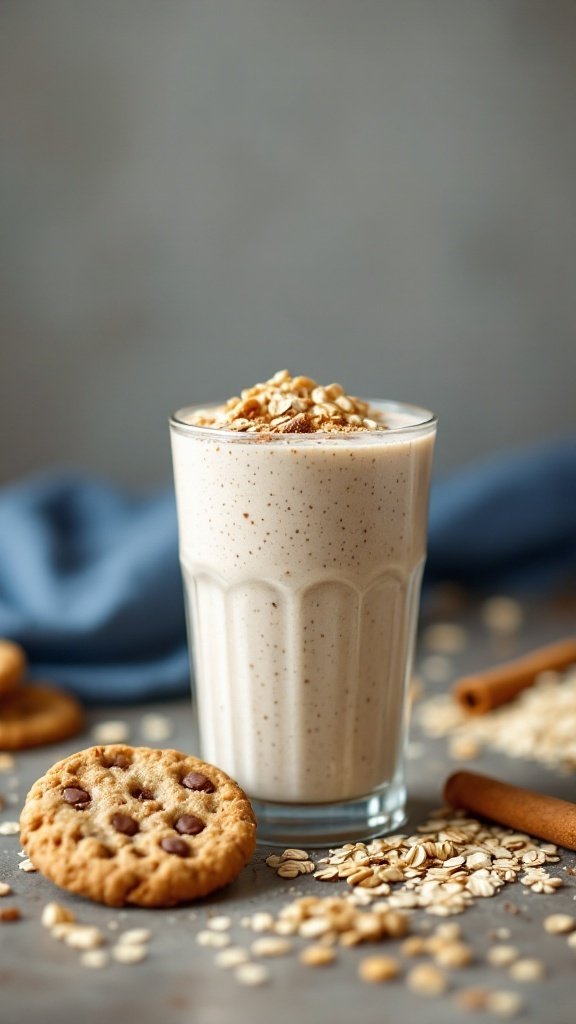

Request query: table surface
[{"left": 2, "top": 593, "right": 575, "bottom": 1024}]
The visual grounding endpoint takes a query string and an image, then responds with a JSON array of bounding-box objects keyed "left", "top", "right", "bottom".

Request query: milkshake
[{"left": 170, "top": 372, "right": 436, "bottom": 844}]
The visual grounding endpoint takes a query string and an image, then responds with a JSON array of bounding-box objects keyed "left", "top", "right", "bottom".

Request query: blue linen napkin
[{"left": 0, "top": 439, "right": 574, "bottom": 703}]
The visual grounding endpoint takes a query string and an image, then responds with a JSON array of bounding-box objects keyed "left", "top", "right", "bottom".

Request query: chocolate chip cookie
[
  {"left": 0, "top": 683, "right": 85, "bottom": 750},
  {"left": 0, "top": 639, "right": 26, "bottom": 699},
  {"left": 20, "top": 745, "right": 257, "bottom": 907}
]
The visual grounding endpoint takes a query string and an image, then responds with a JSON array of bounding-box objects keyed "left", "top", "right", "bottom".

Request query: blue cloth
[{"left": 0, "top": 439, "right": 574, "bottom": 703}]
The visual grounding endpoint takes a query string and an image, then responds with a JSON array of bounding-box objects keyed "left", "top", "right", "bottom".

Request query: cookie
[
  {"left": 0, "top": 683, "right": 85, "bottom": 750},
  {"left": 0, "top": 640, "right": 26, "bottom": 699},
  {"left": 20, "top": 745, "right": 257, "bottom": 907}
]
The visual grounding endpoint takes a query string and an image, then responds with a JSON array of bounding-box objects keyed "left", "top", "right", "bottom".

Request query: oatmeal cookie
[
  {"left": 20, "top": 745, "right": 257, "bottom": 907},
  {"left": 0, "top": 683, "right": 84, "bottom": 750},
  {"left": 0, "top": 640, "right": 26, "bottom": 699}
]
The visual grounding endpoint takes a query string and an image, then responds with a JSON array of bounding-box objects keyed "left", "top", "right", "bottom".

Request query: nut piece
[
  {"left": 0, "top": 882, "right": 12, "bottom": 897},
  {"left": 406, "top": 964, "right": 449, "bottom": 997},
  {"left": 358, "top": 956, "right": 401, "bottom": 983}
]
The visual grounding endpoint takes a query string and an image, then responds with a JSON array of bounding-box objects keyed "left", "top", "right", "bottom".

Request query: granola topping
[{"left": 187, "top": 370, "right": 386, "bottom": 434}]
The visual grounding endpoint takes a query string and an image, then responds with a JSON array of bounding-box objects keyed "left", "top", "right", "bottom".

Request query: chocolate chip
[
  {"left": 62, "top": 787, "right": 91, "bottom": 809},
  {"left": 112, "top": 813, "right": 139, "bottom": 837},
  {"left": 160, "top": 837, "right": 189, "bottom": 857},
  {"left": 105, "top": 754, "right": 130, "bottom": 769},
  {"left": 132, "top": 788, "right": 154, "bottom": 802},
  {"left": 174, "top": 814, "right": 205, "bottom": 836},
  {"left": 182, "top": 772, "right": 215, "bottom": 793}
]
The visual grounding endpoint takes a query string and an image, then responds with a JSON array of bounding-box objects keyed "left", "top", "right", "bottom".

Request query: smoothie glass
[{"left": 170, "top": 401, "right": 436, "bottom": 846}]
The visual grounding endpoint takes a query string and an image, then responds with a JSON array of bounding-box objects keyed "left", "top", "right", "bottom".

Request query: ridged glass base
[{"left": 253, "top": 780, "right": 407, "bottom": 848}]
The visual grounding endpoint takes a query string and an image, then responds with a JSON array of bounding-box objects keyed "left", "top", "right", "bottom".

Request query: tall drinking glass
[{"left": 170, "top": 401, "right": 436, "bottom": 846}]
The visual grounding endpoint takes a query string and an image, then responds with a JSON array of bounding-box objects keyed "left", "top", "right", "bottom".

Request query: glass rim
[{"left": 169, "top": 399, "right": 437, "bottom": 443}]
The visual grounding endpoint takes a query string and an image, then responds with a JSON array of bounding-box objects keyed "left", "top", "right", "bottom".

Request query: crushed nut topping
[{"left": 188, "top": 370, "right": 386, "bottom": 434}]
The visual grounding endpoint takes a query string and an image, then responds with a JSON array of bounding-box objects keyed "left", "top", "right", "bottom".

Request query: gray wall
[{"left": 2, "top": 1, "right": 575, "bottom": 489}]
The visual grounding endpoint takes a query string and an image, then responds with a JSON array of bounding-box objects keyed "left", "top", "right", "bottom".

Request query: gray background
[{"left": 1, "top": 0, "right": 575, "bottom": 489}]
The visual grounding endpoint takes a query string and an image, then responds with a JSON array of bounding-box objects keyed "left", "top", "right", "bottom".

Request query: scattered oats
[
  {"left": 250, "top": 912, "right": 275, "bottom": 932},
  {"left": 420, "top": 664, "right": 576, "bottom": 773},
  {"left": 299, "top": 917, "right": 333, "bottom": 939},
  {"left": 314, "top": 866, "right": 339, "bottom": 881},
  {"left": 196, "top": 930, "right": 230, "bottom": 948},
  {"left": 140, "top": 714, "right": 172, "bottom": 742},
  {"left": 456, "top": 987, "right": 490, "bottom": 1011},
  {"left": 274, "top": 919, "right": 298, "bottom": 936},
  {"left": 0, "top": 882, "right": 12, "bottom": 897},
  {"left": 358, "top": 955, "right": 400, "bottom": 983},
  {"left": 234, "top": 962, "right": 270, "bottom": 986},
  {"left": 0, "top": 821, "right": 19, "bottom": 835},
  {"left": 486, "top": 945, "right": 519, "bottom": 968},
  {"left": 467, "top": 876, "right": 495, "bottom": 898},
  {"left": 481, "top": 597, "right": 523, "bottom": 634},
  {"left": 485, "top": 990, "right": 524, "bottom": 1019},
  {"left": 434, "top": 942, "right": 473, "bottom": 968},
  {"left": 543, "top": 913, "right": 575, "bottom": 934},
  {"left": 112, "top": 944, "right": 148, "bottom": 965},
  {"left": 400, "top": 936, "right": 428, "bottom": 957},
  {"left": 493, "top": 927, "right": 511, "bottom": 941},
  {"left": 466, "top": 852, "right": 492, "bottom": 870},
  {"left": 508, "top": 957, "right": 545, "bottom": 982},
  {"left": 0, "top": 754, "right": 15, "bottom": 771},
  {"left": 214, "top": 947, "right": 250, "bottom": 969},
  {"left": 18, "top": 858, "right": 36, "bottom": 872},
  {"left": 91, "top": 720, "right": 129, "bottom": 744},
  {"left": 51, "top": 923, "right": 76, "bottom": 940},
  {"left": 406, "top": 963, "right": 449, "bottom": 997},
  {"left": 281, "top": 848, "right": 310, "bottom": 861},
  {"left": 277, "top": 862, "right": 301, "bottom": 879},
  {"left": 422, "top": 623, "right": 468, "bottom": 654},
  {"left": 80, "top": 950, "right": 109, "bottom": 969},
  {"left": 64, "top": 926, "right": 105, "bottom": 950},
  {"left": 108, "top": 921, "right": 120, "bottom": 931},
  {"left": 299, "top": 945, "right": 336, "bottom": 967},
  {"left": 449, "top": 735, "right": 481, "bottom": 761},
  {"left": 420, "top": 655, "right": 453, "bottom": 683},
  {"left": 250, "top": 937, "right": 293, "bottom": 958},
  {"left": 41, "top": 902, "right": 76, "bottom": 928},
  {"left": 117, "top": 929, "right": 152, "bottom": 946},
  {"left": 207, "top": 915, "right": 231, "bottom": 932}
]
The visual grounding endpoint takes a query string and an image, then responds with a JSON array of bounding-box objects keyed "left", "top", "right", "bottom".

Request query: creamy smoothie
[{"left": 170, "top": 373, "right": 436, "bottom": 816}]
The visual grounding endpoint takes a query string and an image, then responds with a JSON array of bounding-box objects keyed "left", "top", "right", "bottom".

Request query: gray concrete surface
[{"left": 1, "top": 595, "right": 576, "bottom": 1024}]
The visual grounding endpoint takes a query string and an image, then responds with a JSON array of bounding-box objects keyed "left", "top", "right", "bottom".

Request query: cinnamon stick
[
  {"left": 453, "top": 637, "right": 576, "bottom": 715},
  {"left": 444, "top": 770, "right": 576, "bottom": 851}
]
